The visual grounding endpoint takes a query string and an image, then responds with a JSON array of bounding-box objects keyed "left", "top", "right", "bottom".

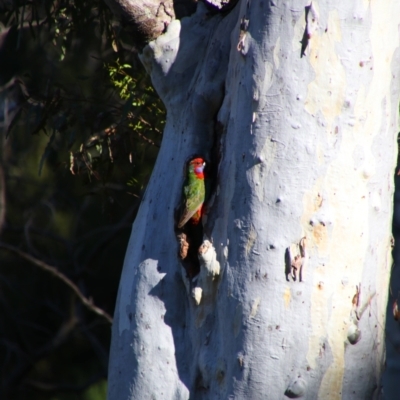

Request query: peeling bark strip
[
  {"left": 108, "top": 1, "right": 400, "bottom": 399},
  {"left": 285, "top": 237, "right": 307, "bottom": 282}
]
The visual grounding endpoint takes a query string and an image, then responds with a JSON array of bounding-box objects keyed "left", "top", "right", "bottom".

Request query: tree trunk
[{"left": 107, "top": 1, "right": 400, "bottom": 399}]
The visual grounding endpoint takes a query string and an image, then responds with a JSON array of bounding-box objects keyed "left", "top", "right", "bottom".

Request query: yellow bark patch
[
  {"left": 302, "top": 181, "right": 329, "bottom": 256},
  {"left": 304, "top": 10, "right": 345, "bottom": 132},
  {"left": 300, "top": 2, "right": 400, "bottom": 398},
  {"left": 283, "top": 286, "right": 291, "bottom": 308},
  {"left": 245, "top": 224, "right": 257, "bottom": 256},
  {"left": 311, "top": 223, "right": 328, "bottom": 249}
]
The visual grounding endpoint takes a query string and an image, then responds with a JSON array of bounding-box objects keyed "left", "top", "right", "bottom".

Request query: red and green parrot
[{"left": 177, "top": 157, "right": 206, "bottom": 228}]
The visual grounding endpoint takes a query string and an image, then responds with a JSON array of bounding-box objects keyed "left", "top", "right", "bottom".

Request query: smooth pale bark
[{"left": 108, "top": 1, "right": 400, "bottom": 399}]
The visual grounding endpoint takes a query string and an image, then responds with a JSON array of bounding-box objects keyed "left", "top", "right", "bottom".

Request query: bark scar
[
  {"left": 285, "top": 237, "right": 307, "bottom": 282},
  {"left": 237, "top": 16, "right": 250, "bottom": 54},
  {"left": 300, "top": 2, "right": 319, "bottom": 57},
  {"left": 347, "top": 284, "right": 376, "bottom": 345}
]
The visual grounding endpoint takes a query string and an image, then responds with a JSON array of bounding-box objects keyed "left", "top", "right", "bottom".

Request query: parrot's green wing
[{"left": 178, "top": 177, "right": 205, "bottom": 228}]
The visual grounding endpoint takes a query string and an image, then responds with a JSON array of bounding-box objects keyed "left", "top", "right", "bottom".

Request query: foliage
[{"left": 0, "top": 1, "right": 165, "bottom": 399}]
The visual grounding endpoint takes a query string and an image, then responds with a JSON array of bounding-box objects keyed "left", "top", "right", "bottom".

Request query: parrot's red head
[{"left": 189, "top": 158, "right": 206, "bottom": 179}]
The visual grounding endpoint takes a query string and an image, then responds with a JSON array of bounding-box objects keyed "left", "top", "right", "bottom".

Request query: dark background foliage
[{"left": 0, "top": 2, "right": 164, "bottom": 398}]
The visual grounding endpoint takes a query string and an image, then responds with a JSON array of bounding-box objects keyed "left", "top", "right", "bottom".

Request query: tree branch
[
  {"left": 103, "top": 0, "right": 202, "bottom": 48},
  {"left": 103, "top": 0, "right": 175, "bottom": 47},
  {"left": 0, "top": 242, "right": 113, "bottom": 324}
]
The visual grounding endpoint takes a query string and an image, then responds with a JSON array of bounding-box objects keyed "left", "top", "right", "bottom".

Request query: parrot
[{"left": 177, "top": 157, "right": 206, "bottom": 229}]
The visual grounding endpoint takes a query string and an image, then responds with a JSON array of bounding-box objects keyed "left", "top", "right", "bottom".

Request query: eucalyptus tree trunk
[{"left": 107, "top": 1, "right": 400, "bottom": 399}]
